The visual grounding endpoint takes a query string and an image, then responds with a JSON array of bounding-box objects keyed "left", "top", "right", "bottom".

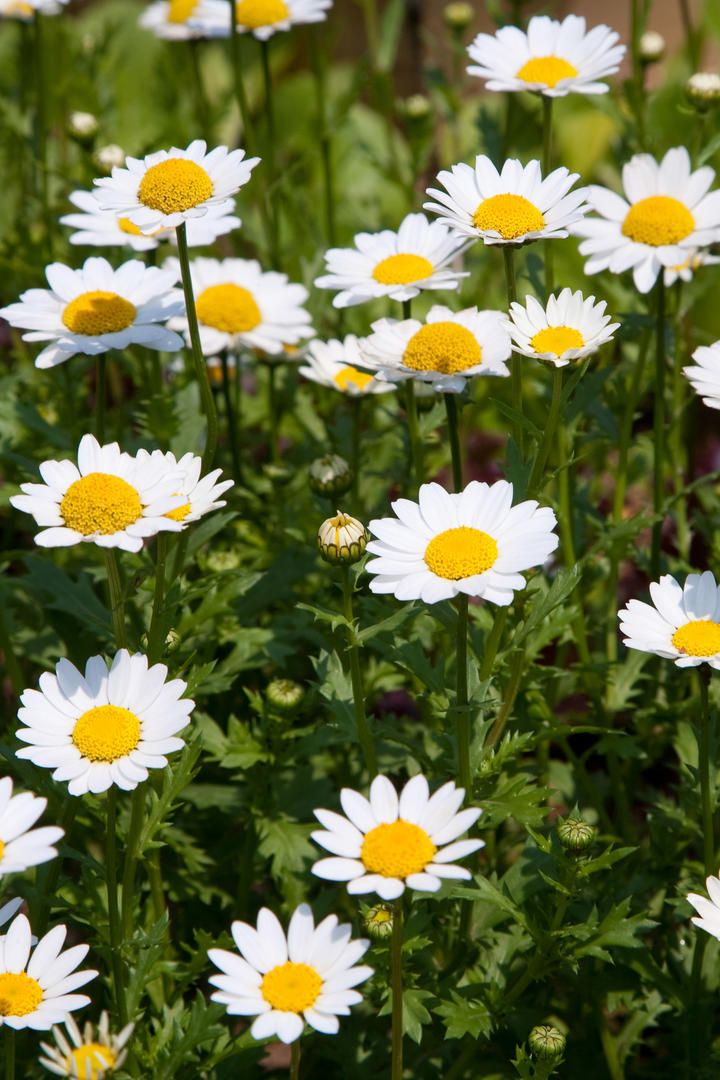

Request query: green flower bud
[
  {"left": 93, "top": 144, "right": 125, "bottom": 173},
  {"left": 308, "top": 454, "right": 353, "bottom": 498},
  {"left": 686, "top": 72, "right": 720, "bottom": 109},
  {"left": 443, "top": 1, "right": 473, "bottom": 31},
  {"left": 402, "top": 94, "right": 432, "bottom": 121},
  {"left": 318, "top": 511, "right": 369, "bottom": 564},
  {"left": 639, "top": 31, "right": 665, "bottom": 63},
  {"left": 557, "top": 817, "right": 595, "bottom": 854},
  {"left": 67, "top": 110, "right": 99, "bottom": 144},
  {"left": 528, "top": 1025, "right": 566, "bottom": 1061},
  {"left": 266, "top": 678, "right": 305, "bottom": 714},
  {"left": 365, "top": 904, "right": 394, "bottom": 938},
  {"left": 204, "top": 549, "right": 242, "bottom": 573}
]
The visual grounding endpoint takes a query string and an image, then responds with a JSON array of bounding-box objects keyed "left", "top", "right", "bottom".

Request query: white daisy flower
[
  {"left": 0, "top": 0, "right": 66, "bottom": 18},
  {"left": 0, "top": 913, "right": 96, "bottom": 1030},
  {"left": 133, "top": 449, "right": 233, "bottom": 525},
  {"left": 311, "top": 774, "right": 483, "bottom": 901},
  {"left": 139, "top": 0, "right": 225, "bottom": 39},
  {"left": 683, "top": 342, "right": 720, "bottom": 410},
  {"left": 163, "top": 256, "right": 312, "bottom": 356},
  {"left": 467, "top": 13, "right": 625, "bottom": 97},
  {"left": 572, "top": 146, "right": 720, "bottom": 294},
  {"left": 506, "top": 287, "right": 619, "bottom": 368},
  {"left": 16, "top": 649, "right": 194, "bottom": 797},
  {"left": 60, "top": 190, "right": 241, "bottom": 250},
  {"left": 299, "top": 336, "right": 395, "bottom": 395},
  {"left": 366, "top": 479, "right": 559, "bottom": 605},
  {"left": 618, "top": 571, "right": 720, "bottom": 669},
  {"left": 39, "top": 1011, "right": 134, "bottom": 1079},
  {"left": 314, "top": 213, "right": 469, "bottom": 308},
  {"left": 208, "top": 903, "right": 372, "bottom": 1044},
  {"left": 425, "top": 155, "right": 588, "bottom": 246},
  {"left": 687, "top": 872, "right": 720, "bottom": 941},
  {"left": 359, "top": 304, "right": 511, "bottom": 394},
  {"left": 199, "top": 0, "right": 332, "bottom": 41},
  {"left": 0, "top": 778, "right": 63, "bottom": 881},
  {"left": 93, "top": 139, "right": 260, "bottom": 235},
  {"left": 663, "top": 249, "right": 720, "bottom": 286},
  {"left": 0, "top": 257, "right": 184, "bottom": 370}
]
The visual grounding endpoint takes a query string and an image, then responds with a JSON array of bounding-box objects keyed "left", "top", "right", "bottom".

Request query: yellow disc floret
[
  {"left": 622, "top": 196, "right": 694, "bottom": 246},
  {"left": 0, "top": 972, "right": 43, "bottom": 1017},
  {"left": 372, "top": 254, "right": 435, "bottom": 285},
  {"left": 403, "top": 322, "right": 482, "bottom": 373},
  {"left": 333, "top": 365, "right": 374, "bottom": 391},
  {"left": 195, "top": 284, "right": 262, "bottom": 333},
  {"left": 516, "top": 56, "right": 578, "bottom": 87},
  {"left": 60, "top": 473, "right": 143, "bottom": 536},
  {"left": 138, "top": 158, "right": 213, "bottom": 215},
  {"left": 62, "top": 291, "right": 136, "bottom": 336},
  {"left": 167, "top": 0, "right": 197, "bottom": 21},
  {"left": 165, "top": 497, "right": 191, "bottom": 522},
  {"left": 473, "top": 194, "right": 545, "bottom": 240},
  {"left": 235, "top": 0, "right": 289, "bottom": 28},
  {"left": 72, "top": 704, "right": 141, "bottom": 763},
  {"left": 530, "top": 325, "right": 584, "bottom": 357},
  {"left": 118, "top": 218, "right": 165, "bottom": 238},
  {"left": 0, "top": 839, "right": 4, "bottom": 861},
  {"left": 67, "top": 1044, "right": 115, "bottom": 1080},
  {"left": 361, "top": 820, "right": 437, "bottom": 878},
  {"left": 424, "top": 526, "right": 498, "bottom": 580},
  {"left": 261, "top": 961, "right": 322, "bottom": 1012},
  {"left": 671, "top": 619, "right": 720, "bottom": 657}
]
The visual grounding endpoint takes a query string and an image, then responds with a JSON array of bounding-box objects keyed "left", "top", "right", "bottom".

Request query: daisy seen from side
[
  {"left": 200, "top": 0, "right": 332, "bottom": 40},
  {"left": 687, "top": 872, "right": 720, "bottom": 941},
  {"left": 299, "top": 336, "right": 395, "bottom": 395},
  {"left": 663, "top": 249, "right": 720, "bottom": 286},
  {"left": 618, "top": 571, "right": 720, "bottom": 668},
  {"left": 208, "top": 903, "right": 372, "bottom": 1044},
  {"left": 39, "top": 1011, "right": 134, "bottom": 1079},
  {"left": 133, "top": 449, "right": 233, "bottom": 525},
  {"left": 139, "top": 0, "right": 224, "bottom": 39},
  {"left": 506, "top": 287, "right": 619, "bottom": 367},
  {"left": 683, "top": 342, "right": 720, "bottom": 410},
  {"left": 0, "top": 778, "right": 63, "bottom": 880}
]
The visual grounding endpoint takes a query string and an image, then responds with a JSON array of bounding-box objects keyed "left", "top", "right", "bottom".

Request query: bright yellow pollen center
[
  {"left": 372, "top": 253, "right": 434, "bottom": 285},
  {"left": 235, "top": 0, "right": 289, "bottom": 28},
  {"left": 0, "top": 840, "right": 3, "bottom": 860},
  {"left": 66, "top": 1044, "right": 115, "bottom": 1080},
  {"left": 60, "top": 473, "right": 143, "bottom": 536},
  {"left": 424, "top": 526, "right": 498, "bottom": 580},
  {"left": 165, "top": 496, "right": 191, "bottom": 522},
  {"left": 333, "top": 365, "right": 374, "bottom": 391},
  {"left": 671, "top": 619, "right": 720, "bottom": 658},
  {"left": 361, "top": 820, "right": 437, "bottom": 877},
  {"left": 403, "top": 322, "right": 482, "bottom": 373},
  {"left": 168, "top": 0, "right": 197, "bottom": 21},
  {"left": 622, "top": 196, "right": 694, "bottom": 247},
  {"left": 0, "top": 972, "right": 43, "bottom": 1017},
  {"left": 72, "top": 704, "right": 141, "bottom": 763},
  {"left": 516, "top": 55, "right": 578, "bottom": 87},
  {"left": 370, "top": 907, "right": 392, "bottom": 924},
  {"left": 531, "top": 325, "right": 584, "bottom": 357},
  {"left": 195, "top": 284, "right": 261, "bottom": 333},
  {"left": 472, "top": 194, "right": 545, "bottom": 240},
  {"left": 261, "top": 962, "right": 322, "bottom": 1012},
  {"left": 138, "top": 158, "right": 213, "bottom": 214},
  {"left": 62, "top": 291, "right": 136, "bottom": 336}
]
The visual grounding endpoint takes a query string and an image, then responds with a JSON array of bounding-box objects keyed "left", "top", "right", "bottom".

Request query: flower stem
[
  {"left": 187, "top": 39, "right": 211, "bottom": 135},
  {"left": 391, "top": 899, "right": 404, "bottom": 1080},
  {"left": 444, "top": 392, "right": 463, "bottom": 490},
  {"left": 104, "top": 550, "right": 127, "bottom": 649},
  {"left": 650, "top": 275, "right": 666, "bottom": 579},
  {"left": 96, "top": 354, "right": 107, "bottom": 443},
  {"left": 309, "top": 24, "right": 336, "bottom": 247},
  {"left": 106, "top": 787, "right": 128, "bottom": 1025},
  {"left": 32, "top": 12, "right": 52, "bottom": 258},
  {"left": 503, "top": 246, "right": 523, "bottom": 455},
  {"left": 227, "top": 0, "right": 256, "bottom": 155},
  {"left": 455, "top": 594, "right": 471, "bottom": 794},
  {"left": 341, "top": 566, "right": 377, "bottom": 778},
  {"left": 260, "top": 39, "right": 280, "bottom": 266},
  {"left": 699, "top": 669, "right": 715, "bottom": 878},
  {"left": 289, "top": 1040, "right": 301, "bottom": 1080},
  {"left": 147, "top": 533, "right": 167, "bottom": 664},
  {"left": 176, "top": 221, "right": 218, "bottom": 471},
  {"left": 267, "top": 364, "right": 280, "bottom": 464},
  {"left": 350, "top": 396, "right": 361, "bottom": 507},
  {"left": 404, "top": 382, "right": 424, "bottom": 492},
  {"left": 222, "top": 352, "right": 242, "bottom": 481},
  {"left": 121, "top": 785, "right": 146, "bottom": 939},
  {"left": 541, "top": 96, "right": 554, "bottom": 299},
  {"left": 527, "top": 366, "right": 563, "bottom": 497},
  {"left": 5, "top": 1028, "right": 15, "bottom": 1080}
]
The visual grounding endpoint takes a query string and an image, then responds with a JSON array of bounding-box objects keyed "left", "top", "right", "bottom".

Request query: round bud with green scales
[
  {"left": 529, "top": 1025, "right": 566, "bottom": 1061},
  {"left": 557, "top": 817, "right": 595, "bottom": 854},
  {"left": 308, "top": 454, "right": 353, "bottom": 498},
  {"left": 318, "top": 511, "right": 369, "bottom": 565}
]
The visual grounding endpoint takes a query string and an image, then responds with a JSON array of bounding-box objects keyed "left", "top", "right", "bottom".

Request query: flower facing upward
[
  {"left": 133, "top": 450, "right": 233, "bottom": 525},
  {"left": 687, "top": 873, "right": 720, "bottom": 941},
  {"left": 467, "top": 14, "right": 625, "bottom": 97},
  {"left": 683, "top": 343, "right": 720, "bottom": 410},
  {"left": 572, "top": 146, "right": 720, "bottom": 293},
  {"left": 312, "top": 774, "right": 483, "bottom": 900},
  {"left": 16, "top": 650, "right": 194, "bottom": 796},
  {"left": 208, "top": 904, "right": 372, "bottom": 1043},
  {"left": 366, "top": 480, "right": 558, "bottom": 605},
  {"left": 39, "top": 1012, "right": 134, "bottom": 1079},
  {"left": 0, "top": 257, "right": 184, "bottom": 369},
  {"left": 0, "top": 913, "right": 96, "bottom": 1030},
  {"left": 0, "top": 777, "right": 63, "bottom": 880},
  {"left": 314, "top": 213, "right": 469, "bottom": 308},
  {"left": 425, "top": 156, "right": 587, "bottom": 246},
  {"left": 506, "top": 288, "right": 619, "bottom": 367},
  {"left": 618, "top": 571, "right": 720, "bottom": 668},
  {"left": 299, "top": 336, "right": 395, "bottom": 395},
  {"left": 93, "top": 139, "right": 260, "bottom": 234}
]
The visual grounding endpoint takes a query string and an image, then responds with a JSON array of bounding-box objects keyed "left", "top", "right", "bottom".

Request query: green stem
[
  {"left": 290, "top": 1040, "right": 301, "bottom": 1080},
  {"left": 404, "top": 382, "right": 424, "bottom": 492},
  {"left": 0, "top": 602, "right": 23, "bottom": 695},
  {"left": 670, "top": 289, "right": 690, "bottom": 560},
  {"left": 444, "top": 392, "right": 463, "bottom": 490},
  {"left": 479, "top": 609, "right": 507, "bottom": 681},
  {"left": 503, "top": 246, "right": 523, "bottom": 455},
  {"left": 260, "top": 39, "right": 279, "bottom": 265},
  {"left": 485, "top": 645, "right": 525, "bottom": 749},
  {"left": 104, "top": 549, "right": 127, "bottom": 649},
  {"left": 391, "top": 899, "right": 404, "bottom": 1080},
  {"left": 350, "top": 396, "right": 361, "bottom": 507},
  {"left": 5, "top": 1028, "right": 14, "bottom": 1080},
  {"left": 106, "top": 787, "right": 128, "bottom": 1025},
  {"left": 527, "top": 366, "right": 563, "bottom": 498},
  {"left": 176, "top": 222, "right": 218, "bottom": 471},
  {"left": 557, "top": 411, "right": 591, "bottom": 665},
  {"left": 341, "top": 566, "right": 377, "bottom": 778},
  {"left": 309, "top": 25, "right": 336, "bottom": 246},
  {"left": 227, "top": 0, "right": 255, "bottom": 155},
  {"left": 678, "top": 0, "right": 700, "bottom": 69},
  {"left": 96, "top": 354, "right": 107, "bottom": 443},
  {"left": 455, "top": 595, "right": 471, "bottom": 794},
  {"left": 267, "top": 364, "right": 279, "bottom": 463},
  {"left": 33, "top": 12, "right": 51, "bottom": 258},
  {"left": 187, "top": 39, "right": 211, "bottom": 135},
  {"left": 147, "top": 847, "right": 170, "bottom": 1006},
  {"left": 147, "top": 533, "right": 167, "bottom": 664},
  {"left": 541, "top": 96, "right": 554, "bottom": 298},
  {"left": 650, "top": 272, "right": 666, "bottom": 580},
  {"left": 222, "top": 352, "right": 242, "bottom": 482},
  {"left": 121, "top": 786, "right": 146, "bottom": 939},
  {"left": 699, "top": 670, "right": 715, "bottom": 878},
  {"left": 35, "top": 799, "right": 77, "bottom": 936}
]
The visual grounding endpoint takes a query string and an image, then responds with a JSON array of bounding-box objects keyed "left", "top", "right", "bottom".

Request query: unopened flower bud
[
  {"left": 402, "top": 94, "right": 432, "bottom": 121},
  {"left": 318, "top": 511, "right": 368, "bottom": 564},
  {"left": 443, "top": 1, "right": 473, "bottom": 31},
  {"left": 686, "top": 72, "right": 720, "bottom": 109},
  {"left": 67, "top": 111, "right": 99, "bottom": 143},
  {"left": 204, "top": 549, "right": 241, "bottom": 573},
  {"left": 557, "top": 817, "right": 595, "bottom": 854},
  {"left": 93, "top": 144, "right": 126, "bottom": 173},
  {"left": 529, "top": 1025, "right": 566, "bottom": 1061},
  {"left": 266, "top": 678, "right": 305, "bottom": 714},
  {"left": 309, "top": 454, "right": 353, "bottom": 498},
  {"left": 365, "top": 904, "right": 394, "bottom": 938},
  {"left": 639, "top": 30, "right": 665, "bottom": 63}
]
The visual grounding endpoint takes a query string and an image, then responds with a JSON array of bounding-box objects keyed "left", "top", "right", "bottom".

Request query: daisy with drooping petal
[
  {"left": 39, "top": 1011, "right": 134, "bottom": 1079},
  {"left": 314, "top": 212, "right": 469, "bottom": 308},
  {"left": 366, "top": 479, "right": 558, "bottom": 605},
  {"left": 687, "top": 872, "right": 720, "bottom": 941},
  {"left": 425, "top": 156, "right": 588, "bottom": 246},
  {"left": 16, "top": 649, "right": 194, "bottom": 796},
  {"left": 359, "top": 304, "right": 511, "bottom": 394},
  {"left": 299, "top": 336, "right": 395, "bottom": 395},
  {"left": 0, "top": 913, "right": 96, "bottom": 1030},
  {"left": 139, "top": 0, "right": 225, "bottom": 39},
  {"left": 208, "top": 903, "right": 372, "bottom": 1044},
  {"left": 93, "top": 139, "right": 260, "bottom": 235},
  {"left": 10, "top": 434, "right": 187, "bottom": 552},
  {"left": 0, "top": 257, "right": 184, "bottom": 370},
  {"left": 683, "top": 342, "right": 720, "bottom": 410},
  {"left": 312, "top": 774, "right": 483, "bottom": 900},
  {"left": 0, "top": 778, "right": 63, "bottom": 880},
  {"left": 133, "top": 449, "right": 233, "bottom": 525},
  {"left": 163, "top": 256, "right": 312, "bottom": 356},
  {"left": 618, "top": 571, "right": 720, "bottom": 668},
  {"left": 467, "top": 13, "right": 625, "bottom": 97},
  {"left": 663, "top": 249, "right": 720, "bottom": 286},
  {"left": 506, "top": 288, "right": 619, "bottom": 368},
  {"left": 572, "top": 146, "right": 720, "bottom": 294}
]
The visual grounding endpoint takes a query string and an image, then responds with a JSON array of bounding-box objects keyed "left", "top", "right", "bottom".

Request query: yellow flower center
[
  {"left": 403, "top": 322, "right": 482, "bottom": 374},
  {"left": 0, "top": 972, "right": 43, "bottom": 1017},
  {"left": 72, "top": 704, "right": 141, "bottom": 763},
  {"left": 195, "top": 283, "right": 262, "bottom": 333},
  {"left": 66, "top": 1044, "right": 115, "bottom": 1080},
  {"left": 671, "top": 620, "right": 720, "bottom": 658},
  {"left": 621, "top": 196, "right": 694, "bottom": 247},
  {"left": 62, "top": 291, "right": 136, "bottom": 336},
  {"left": 424, "top": 526, "right": 498, "bottom": 579},
  {"left": 118, "top": 217, "right": 165, "bottom": 238},
  {"left": 167, "top": 0, "right": 197, "bottom": 21},
  {"left": 361, "top": 820, "right": 437, "bottom": 877},
  {"left": 138, "top": 158, "right": 213, "bottom": 215},
  {"left": 261, "top": 961, "right": 322, "bottom": 1012},
  {"left": 369, "top": 906, "right": 392, "bottom": 925},
  {"left": 0, "top": 839, "right": 3, "bottom": 860},
  {"left": 60, "top": 473, "right": 143, "bottom": 536},
  {"left": 516, "top": 55, "right": 578, "bottom": 87},
  {"left": 333, "top": 365, "right": 374, "bottom": 391},
  {"left": 530, "top": 325, "right": 584, "bottom": 356},
  {"left": 472, "top": 194, "right": 545, "bottom": 240},
  {"left": 235, "top": 0, "right": 289, "bottom": 28},
  {"left": 2, "top": 1, "right": 34, "bottom": 15},
  {"left": 164, "top": 496, "right": 191, "bottom": 521},
  {"left": 371, "top": 253, "right": 435, "bottom": 285}
]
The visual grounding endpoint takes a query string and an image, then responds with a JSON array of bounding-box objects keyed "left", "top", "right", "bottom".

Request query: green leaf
[{"left": 434, "top": 990, "right": 494, "bottom": 1040}]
